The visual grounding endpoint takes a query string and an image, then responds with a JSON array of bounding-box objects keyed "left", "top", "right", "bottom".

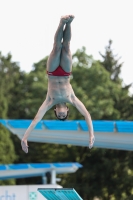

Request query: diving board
[
  {"left": 115, "top": 121, "right": 133, "bottom": 133},
  {"left": 0, "top": 162, "right": 82, "bottom": 184},
  {"left": 38, "top": 188, "right": 83, "bottom": 200},
  {"left": 0, "top": 119, "right": 133, "bottom": 151}
]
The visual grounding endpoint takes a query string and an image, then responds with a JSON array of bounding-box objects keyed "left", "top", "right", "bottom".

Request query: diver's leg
[
  {"left": 60, "top": 15, "right": 74, "bottom": 73},
  {"left": 47, "top": 15, "right": 70, "bottom": 72}
]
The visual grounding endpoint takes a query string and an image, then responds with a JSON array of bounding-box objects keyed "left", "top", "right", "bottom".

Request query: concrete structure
[{"left": 0, "top": 185, "right": 62, "bottom": 200}]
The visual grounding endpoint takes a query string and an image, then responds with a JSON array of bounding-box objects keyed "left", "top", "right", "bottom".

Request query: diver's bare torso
[{"left": 47, "top": 75, "right": 75, "bottom": 106}]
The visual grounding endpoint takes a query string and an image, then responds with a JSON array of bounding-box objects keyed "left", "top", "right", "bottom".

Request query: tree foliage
[
  {"left": 0, "top": 52, "right": 21, "bottom": 185},
  {"left": 0, "top": 124, "right": 16, "bottom": 185},
  {"left": 99, "top": 40, "right": 123, "bottom": 82},
  {"left": 99, "top": 41, "right": 133, "bottom": 120}
]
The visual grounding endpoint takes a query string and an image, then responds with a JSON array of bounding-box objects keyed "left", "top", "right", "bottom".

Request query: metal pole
[
  {"left": 42, "top": 173, "right": 47, "bottom": 184},
  {"left": 51, "top": 169, "right": 56, "bottom": 184}
]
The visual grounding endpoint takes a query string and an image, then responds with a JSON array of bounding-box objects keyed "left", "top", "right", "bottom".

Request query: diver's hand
[
  {"left": 89, "top": 136, "right": 95, "bottom": 149},
  {"left": 21, "top": 139, "right": 29, "bottom": 153}
]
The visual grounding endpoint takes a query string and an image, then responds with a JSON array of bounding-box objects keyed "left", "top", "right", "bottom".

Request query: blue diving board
[
  {"left": 0, "top": 163, "right": 82, "bottom": 171},
  {"left": 0, "top": 165, "right": 7, "bottom": 170},
  {"left": 0, "top": 119, "right": 78, "bottom": 130},
  {"left": 1, "top": 119, "right": 133, "bottom": 133},
  {"left": 0, "top": 119, "right": 43, "bottom": 129},
  {"left": 38, "top": 188, "right": 83, "bottom": 200},
  {"left": 0, "top": 119, "right": 7, "bottom": 127},
  {"left": 79, "top": 120, "right": 114, "bottom": 132},
  {"left": 0, "top": 162, "right": 82, "bottom": 180},
  {"left": 1, "top": 119, "right": 133, "bottom": 150},
  {"left": 116, "top": 121, "right": 133, "bottom": 133},
  {"left": 43, "top": 121, "right": 78, "bottom": 130}
]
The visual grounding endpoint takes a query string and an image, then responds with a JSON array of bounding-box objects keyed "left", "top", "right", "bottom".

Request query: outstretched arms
[
  {"left": 71, "top": 96, "right": 95, "bottom": 148},
  {"left": 21, "top": 98, "right": 53, "bottom": 153}
]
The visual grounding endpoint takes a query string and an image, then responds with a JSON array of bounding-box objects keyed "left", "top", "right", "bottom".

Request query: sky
[{"left": 0, "top": 0, "right": 133, "bottom": 92}]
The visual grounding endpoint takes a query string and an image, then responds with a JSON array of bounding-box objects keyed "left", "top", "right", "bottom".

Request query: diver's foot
[
  {"left": 67, "top": 15, "right": 75, "bottom": 23},
  {"left": 60, "top": 15, "right": 71, "bottom": 24},
  {"left": 89, "top": 136, "right": 95, "bottom": 149}
]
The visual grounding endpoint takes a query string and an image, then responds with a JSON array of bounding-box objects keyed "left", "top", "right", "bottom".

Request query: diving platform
[
  {"left": 38, "top": 188, "right": 83, "bottom": 200},
  {"left": 0, "top": 163, "right": 82, "bottom": 184},
  {"left": 0, "top": 119, "right": 133, "bottom": 151}
]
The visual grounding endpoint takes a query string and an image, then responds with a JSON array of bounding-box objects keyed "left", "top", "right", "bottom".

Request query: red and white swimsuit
[{"left": 47, "top": 66, "right": 71, "bottom": 76}]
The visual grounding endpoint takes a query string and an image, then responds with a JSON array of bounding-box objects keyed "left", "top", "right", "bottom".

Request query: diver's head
[{"left": 54, "top": 103, "right": 69, "bottom": 121}]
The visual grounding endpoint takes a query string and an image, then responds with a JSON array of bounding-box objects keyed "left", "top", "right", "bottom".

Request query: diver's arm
[
  {"left": 71, "top": 96, "right": 94, "bottom": 148},
  {"left": 21, "top": 98, "right": 53, "bottom": 153},
  {"left": 23, "top": 101, "right": 51, "bottom": 140}
]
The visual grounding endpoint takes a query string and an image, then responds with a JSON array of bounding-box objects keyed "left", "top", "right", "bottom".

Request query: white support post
[
  {"left": 42, "top": 174, "right": 47, "bottom": 184},
  {"left": 51, "top": 169, "right": 56, "bottom": 184}
]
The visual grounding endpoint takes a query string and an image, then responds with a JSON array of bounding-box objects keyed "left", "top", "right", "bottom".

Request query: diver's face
[{"left": 54, "top": 106, "right": 69, "bottom": 119}]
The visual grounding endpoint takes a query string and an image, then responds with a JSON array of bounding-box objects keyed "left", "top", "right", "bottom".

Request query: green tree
[
  {"left": 72, "top": 47, "right": 123, "bottom": 120},
  {"left": 99, "top": 40, "right": 133, "bottom": 120},
  {"left": 21, "top": 57, "right": 50, "bottom": 119},
  {"left": 0, "top": 125, "right": 16, "bottom": 164},
  {"left": 99, "top": 40, "right": 123, "bottom": 82},
  {"left": 0, "top": 52, "right": 27, "bottom": 119},
  {"left": 0, "top": 52, "right": 19, "bottom": 185},
  {"left": 0, "top": 124, "right": 17, "bottom": 185}
]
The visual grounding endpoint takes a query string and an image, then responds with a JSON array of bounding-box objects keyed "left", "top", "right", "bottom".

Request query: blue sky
[{"left": 0, "top": 0, "right": 133, "bottom": 92}]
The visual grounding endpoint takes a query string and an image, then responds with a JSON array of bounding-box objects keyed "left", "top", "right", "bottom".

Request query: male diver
[{"left": 21, "top": 15, "right": 95, "bottom": 153}]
